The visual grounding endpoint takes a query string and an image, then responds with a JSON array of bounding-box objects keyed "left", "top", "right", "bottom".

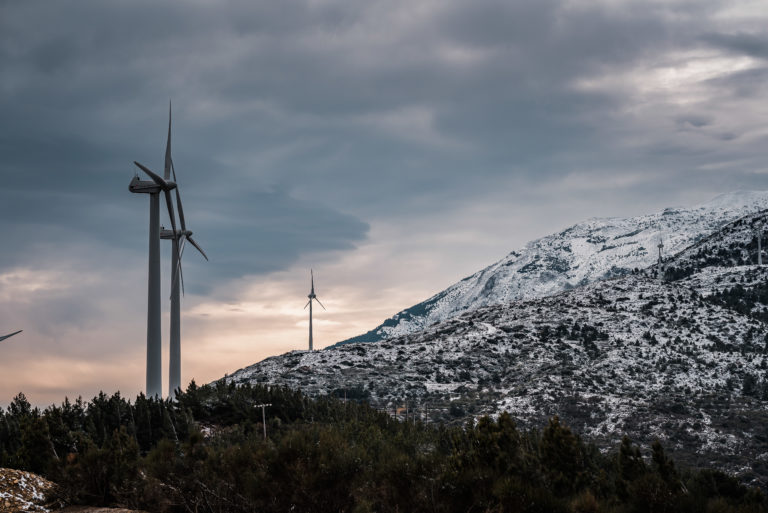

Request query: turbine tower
[
  {"left": 757, "top": 222, "right": 763, "bottom": 266},
  {"left": 0, "top": 330, "right": 22, "bottom": 342},
  {"left": 130, "top": 106, "right": 179, "bottom": 399},
  {"left": 159, "top": 105, "right": 208, "bottom": 396},
  {"left": 304, "top": 270, "right": 325, "bottom": 351}
]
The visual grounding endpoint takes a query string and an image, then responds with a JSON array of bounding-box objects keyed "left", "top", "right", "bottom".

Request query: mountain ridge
[{"left": 334, "top": 190, "right": 768, "bottom": 346}]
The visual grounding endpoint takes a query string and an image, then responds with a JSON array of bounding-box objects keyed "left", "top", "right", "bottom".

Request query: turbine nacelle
[
  {"left": 304, "top": 270, "right": 326, "bottom": 311},
  {"left": 128, "top": 175, "right": 162, "bottom": 194},
  {"left": 133, "top": 161, "right": 177, "bottom": 191},
  {"left": 160, "top": 228, "right": 194, "bottom": 239},
  {"left": 133, "top": 160, "right": 179, "bottom": 238}
]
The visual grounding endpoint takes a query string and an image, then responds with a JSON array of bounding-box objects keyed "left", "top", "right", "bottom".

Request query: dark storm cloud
[{"left": 0, "top": 0, "right": 766, "bottom": 290}]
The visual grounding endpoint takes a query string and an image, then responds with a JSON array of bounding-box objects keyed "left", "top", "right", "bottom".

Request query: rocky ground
[
  {"left": 0, "top": 468, "right": 145, "bottom": 513},
  {"left": 0, "top": 468, "right": 55, "bottom": 513}
]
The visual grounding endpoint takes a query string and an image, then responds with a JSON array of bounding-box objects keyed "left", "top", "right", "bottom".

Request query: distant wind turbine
[
  {"left": 159, "top": 104, "right": 208, "bottom": 396},
  {"left": 0, "top": 330, "right": 22, "bottom": 342},
  {"left": 304, "top": 270, "right": 326, "bottom": 351},
  {"left": 756, "top": 222, "right": 763, "bottom": 266},
  {"left": 129, "top": 104, "right": 180, "bottom": 399}
]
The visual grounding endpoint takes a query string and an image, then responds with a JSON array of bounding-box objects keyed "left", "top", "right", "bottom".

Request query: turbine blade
[
  {"left": 0, "top": 330, "right": 22, "bottom": 342},
  {"left": 171, "top": 236, "right": 186, "bottom": 297},
  {"left": 304, "top": 300, "right": 311, "bottom": 309},
  {"left": 178, "top": 255, "right": 185, "bottom": 296},
  {"left": 315, "top": 298, "right": 326, "bottom": 310},
  {"left": 164, "top": 101, "right": 172, "bottom": 180},
  {"left": 187, "top": 236, "right": 208, "bottom": 261},
  {"left": 164, "top": 189, "right": 177, "bottom": 236},
  {"left": 171, "top": 236, "right": 184, "bottom": 296},
  {"left": 133, "top": 161, "right": 167, "bottom": 187},
  {"left": 171, "top": 159, "right": 187, "bottom": 231}
]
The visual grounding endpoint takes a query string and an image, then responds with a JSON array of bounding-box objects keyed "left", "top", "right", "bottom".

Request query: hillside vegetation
[{"left": 0, "top": 384, "right": 766, "bottom": 513}]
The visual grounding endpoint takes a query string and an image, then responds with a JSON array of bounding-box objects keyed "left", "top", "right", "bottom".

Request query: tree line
[{"left": 0, "top": 381, "right": 765, "bottom": 512}]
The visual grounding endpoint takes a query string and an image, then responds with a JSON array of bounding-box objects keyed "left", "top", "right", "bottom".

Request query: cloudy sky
[{"left": 1, "top": 0, "right": 767, "bottom": 406}]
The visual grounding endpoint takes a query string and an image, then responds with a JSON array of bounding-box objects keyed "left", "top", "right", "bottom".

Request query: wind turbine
[
  {"left": 159, "top": 105, "right": 208, "bottom": 396},
  {"left": 756, "top": 222, "right": 763, "bottom": 266},
  {"left": 304, "top": 270, "right": 325, "bottom": 351},
  {"left": 0, "top": 330, "right": 22, "bottom": 342},
  {"left": 129, "top": 105, "right": 179, "bottom": 398}
]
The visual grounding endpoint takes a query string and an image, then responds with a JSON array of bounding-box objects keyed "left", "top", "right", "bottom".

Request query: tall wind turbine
[
  {"left": 0, "top": 330, "right": 22, "bottom": 342},
  {"left": 304, "top": 270, "right": 325, "bottom": 351},
  {"left": 129, "top": 106, "right": 179, "bottom": 398},
  {"left": 159, "top": 105, "right": 208, "bottom": 396},
  {"left": 756, "top": 222, "right": 763, "bottom": 266}
]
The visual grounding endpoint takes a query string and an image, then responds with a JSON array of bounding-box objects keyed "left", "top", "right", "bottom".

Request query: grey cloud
[
  {"left": 1, "top": 0, "right": 766, "bottom": 285},
  {"left": 675, "top": 114, "right": 712, "bottom": 128},
  {"left": 702, "top": 32, "right": 768, "bottom": 59},
  {"left": 716, "top": 132, "right": 738, "bottom": 141},
  {"left": 703, "top": 66, "right": 768, "bottom": 98}
]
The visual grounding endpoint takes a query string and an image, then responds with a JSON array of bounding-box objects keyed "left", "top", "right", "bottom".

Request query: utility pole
[
  {"left": 657, "top": 237, "right": 664, "bottom": 264},
  {"left": 255, "top": 403, "right": 272, "bottom": 440},
  {"left": 657, "top": 237, "right": 665, "bottom": 281}
]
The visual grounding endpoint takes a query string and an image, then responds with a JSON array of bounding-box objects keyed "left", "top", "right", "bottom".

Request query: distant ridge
[{"left": 333, "top": 190, "right": 768, "bottom": 347}]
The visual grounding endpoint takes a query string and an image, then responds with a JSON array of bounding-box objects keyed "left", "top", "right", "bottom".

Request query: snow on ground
[
  {"left": 0, "top": 468, "right": 54, "bottom": 513},
  {"left": 338, "top": 191, "right": 768, "bottom": 345}
]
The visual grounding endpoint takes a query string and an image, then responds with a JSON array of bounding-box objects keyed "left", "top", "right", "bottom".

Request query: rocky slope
[
  {"left": 0, "top": 467, "right": 147, "bottom": 513},
  {"left": 227, "top": 207, "right": 768, "bottom": 484},
  {"left": 0, "top": 468, "right": 54, "bottom": 513},
  {"left": 337, "top": 191, "right": 768, "bottom": 345}
]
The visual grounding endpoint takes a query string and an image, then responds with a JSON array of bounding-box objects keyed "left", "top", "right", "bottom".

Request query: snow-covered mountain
[
  {"left": 336, "top": 190, "right": 768, "bottom": 346},
  {"left": 226, "top": 202, "right": 768, "bottom": 484}
]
